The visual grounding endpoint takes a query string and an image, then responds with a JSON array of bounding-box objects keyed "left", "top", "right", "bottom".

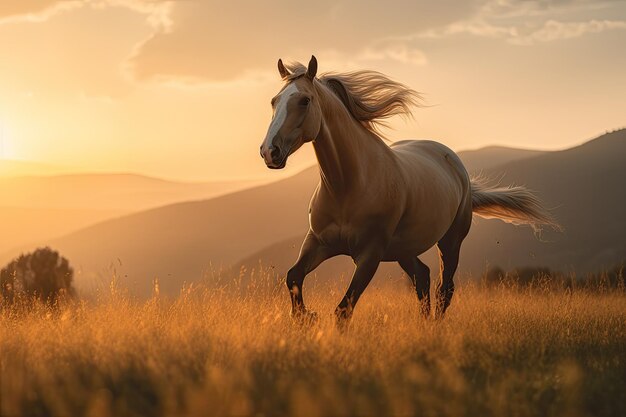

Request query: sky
[{"left": 0, "top": 0, "right": 624, "bottom": 181}]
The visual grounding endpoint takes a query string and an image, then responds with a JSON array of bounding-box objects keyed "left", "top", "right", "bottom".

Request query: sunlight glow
[
  {"left": 0, "top": 120, "right": 8, "bottom": 159},
  {"left": 0, "top": 120, "right": 18, "bottom": 160}
]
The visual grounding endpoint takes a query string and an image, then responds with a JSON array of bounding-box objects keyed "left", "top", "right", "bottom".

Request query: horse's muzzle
[
  {"left": 266, "top": 154, "right": 288, "bottom": 169},
  {"left": 261, "top": 143, "right": 288, "bottom": 169}
]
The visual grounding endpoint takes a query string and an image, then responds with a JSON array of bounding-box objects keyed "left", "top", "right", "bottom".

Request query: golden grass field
[{"left": 1, "top": 271, "right": 625, "bottom": 417}]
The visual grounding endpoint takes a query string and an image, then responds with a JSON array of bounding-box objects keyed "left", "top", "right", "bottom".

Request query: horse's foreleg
[
  {"left": 287, "top": 232, "right": 334, "bottom": 322},
  {"left": 335, "top": 247, "right": 384, "bottom": 325},
  {"left": 398, "top": 257, "right": 431, "bottom": 318}
]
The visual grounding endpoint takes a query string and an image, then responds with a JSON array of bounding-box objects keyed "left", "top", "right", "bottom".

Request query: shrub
[
  {"left": 1, "top": 247, "right": 75, "bottom": 305},
  {"left": 483, "top": 264, "right": 625, "bottom": 291},
  {"left": 483, "top": 266, "right": 559, "bottom": 289}
]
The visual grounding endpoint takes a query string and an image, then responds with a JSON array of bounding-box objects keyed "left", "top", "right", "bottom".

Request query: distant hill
[
  {"left": 458, "top": 146, "right": 546, "bottom": 174},
  {"left": 0, "top": 206, "right": 124, "bottom": 254},
  {"left": 0, "top": 168, "right": 317, "bottom": 295},
  {"left": 0, "top": 159, "right": 68, "bottom": 177},
  {"left": 0, "top": 173, "right": 259, "bottom": 253},
  {"left": 1, "top": 142, "right": 547, "bottom": 294},
  {"left": 459, "top": 129, "right": 626, "bottom": 275},
  {"left": 5, "top": 131, "right": 623, "bottom": 297},
  {"left": 0, "top": 173, "right": 259, "bottom": 211}
]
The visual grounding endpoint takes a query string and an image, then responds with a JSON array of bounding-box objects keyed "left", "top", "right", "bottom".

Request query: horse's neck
[{"left": 312, "top": 84, "right": 393, "bottom": 195}]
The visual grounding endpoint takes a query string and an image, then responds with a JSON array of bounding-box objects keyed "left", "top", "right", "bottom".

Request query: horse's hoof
[
  {"left": 335, "top": 318, "right": 350, "bottom": 333},
  {"left": 290, "top": 309, "right": 319, "bottom": 326},
  {"left": 334, "top": 308, "right": 353, "bottom": 332}
]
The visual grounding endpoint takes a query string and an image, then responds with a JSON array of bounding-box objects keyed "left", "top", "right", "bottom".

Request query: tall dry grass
[{"left": 1, "top": 270, "right": 625, "bottom": 417}]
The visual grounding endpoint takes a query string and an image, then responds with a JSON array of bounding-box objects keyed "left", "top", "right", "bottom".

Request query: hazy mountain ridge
[
  {"left": 459, "top": 129, "right": 626, "bottom": 274},
  {"left": 0, "top": 172, "right": 260, "bottom": 254},
  {"left": 0, "top": 167, "right": 318, "bottom": 295},
  {"left": 458, "top": 146, "right": 546, "bottom": 174},
  {"left": 2, "top": 131, "right": 624, "bottom": 297},
  {"left": 0, "top": 159, "right": 69, "bottom": 177},
  {"left": 0, "top": 172, "right": 259, "bottom": 211}
]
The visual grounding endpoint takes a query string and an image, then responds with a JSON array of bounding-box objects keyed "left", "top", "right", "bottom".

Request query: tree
[{"left": 1, "top": 247, "right": 75, "bottom": 304}]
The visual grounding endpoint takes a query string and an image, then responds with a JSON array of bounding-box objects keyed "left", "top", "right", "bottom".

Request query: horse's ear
[
  {"left": 277, "top": 59, "right": 290, "bottom": 79},
  {"left": 306, "top": 55, "right": 317, "bottom": 80}
]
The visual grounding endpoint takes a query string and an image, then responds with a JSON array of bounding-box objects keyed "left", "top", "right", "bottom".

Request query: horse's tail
[{"left": 470, "top": 176, "right": 561, "bottom": 233}]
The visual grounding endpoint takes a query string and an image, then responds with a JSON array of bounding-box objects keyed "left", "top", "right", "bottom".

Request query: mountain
[
  {"left": 0, "top": 173, "right": 259, "bottom": 254},
  {"left": 0, "top": 159, "right": 68, "bottom": 177},
  {"left": 0, "top": 173, "right": 259, "bottom": 211},
  {"left": 4, "top": 131, "right": 623, "bottom": 297},
  {"left": 0, "top": 168, "right": 317, "bottom": 295},
  {"left": 458, "top": 129, "right": 626, "bottom": 275},
  {"left": 0, "top": 207, "right": 124, "bottom": 254},
  {"left": 458, "top": 146, "right": 546, "bottom": 174},
  {"left": 0, "top": 142, "right": 565, "bottom": 295}
]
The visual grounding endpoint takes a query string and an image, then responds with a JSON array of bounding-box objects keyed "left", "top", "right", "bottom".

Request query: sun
[
  {"left": 0, "top": 120, "right": 15, "bottom": 159},
  {"left": 0, "top": 121, "right": 5, "bottom": 159}
]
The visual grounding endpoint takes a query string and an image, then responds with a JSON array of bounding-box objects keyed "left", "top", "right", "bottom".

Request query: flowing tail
[{"left": 471, "top": 176, "right": 561, "bottom": 233}]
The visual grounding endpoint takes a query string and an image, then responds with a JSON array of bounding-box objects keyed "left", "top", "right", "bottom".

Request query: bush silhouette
[
  {"left": 483, "top": 266, "right": 554, "bottom": 288},
  {"left": 483, "top": 265, "right": 625, "bottom": 291},
  {"left": 1, "top": 247, "right": 75, "bottom": 304}
]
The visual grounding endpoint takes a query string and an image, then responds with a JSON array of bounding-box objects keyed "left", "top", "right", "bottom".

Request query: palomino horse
[{"left": 260, "top": 56, "right": 558, "bottom": 322}]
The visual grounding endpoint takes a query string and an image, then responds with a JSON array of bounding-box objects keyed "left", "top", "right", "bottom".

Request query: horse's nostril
[{"left": 270, "top": 145, "right": 281, "bottom": 161}]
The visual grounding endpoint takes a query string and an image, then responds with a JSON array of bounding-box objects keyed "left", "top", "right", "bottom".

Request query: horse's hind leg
[
  {"left": 398, "top": 257, "right": 431, "bottom": 317},
  {"left": 435, "top": 206, "right": 472, "bottom": 318}
]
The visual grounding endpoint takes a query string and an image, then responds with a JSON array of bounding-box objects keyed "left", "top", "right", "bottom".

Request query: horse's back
[{"left": 391, "top": 140, "right": 469, "bottom": 190}]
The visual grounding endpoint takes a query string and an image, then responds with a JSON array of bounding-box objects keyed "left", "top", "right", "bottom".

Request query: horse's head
[{"left": 260, "top": 55, "right": 322, "bottom": 169}]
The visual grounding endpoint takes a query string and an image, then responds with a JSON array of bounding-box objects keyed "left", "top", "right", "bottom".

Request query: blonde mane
[{"left": 285, "top": 62, "right": 422, "bottom": 134}]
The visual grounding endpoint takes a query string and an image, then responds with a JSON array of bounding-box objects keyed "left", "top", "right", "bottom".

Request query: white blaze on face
[{"left": 261, "top": 83, "right": 299, "bottom": 162}]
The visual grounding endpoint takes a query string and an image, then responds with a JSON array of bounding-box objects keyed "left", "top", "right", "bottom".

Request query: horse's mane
[{"left": 285, "top": 62, "right": 422, "bottom": 135}]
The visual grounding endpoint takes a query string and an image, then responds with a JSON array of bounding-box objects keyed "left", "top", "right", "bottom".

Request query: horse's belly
[
  {"left": 384, "top": 224, "right": 446, "bottom": 260},
  {"left": 383, "top": 191, "right": 463, "bottom": 259}
]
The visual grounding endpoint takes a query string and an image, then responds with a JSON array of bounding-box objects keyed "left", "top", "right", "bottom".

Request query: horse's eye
[{"left": 299, "top": 97, "right": 311, "bottom": 106}]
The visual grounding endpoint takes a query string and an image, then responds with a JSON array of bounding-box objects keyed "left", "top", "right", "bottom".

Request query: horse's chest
[
  {"left": 309, "top": 208, "right": 351, "bottom": 248},
  {"left": 309, "top": 199, "right": 394, "bottom": 252}
]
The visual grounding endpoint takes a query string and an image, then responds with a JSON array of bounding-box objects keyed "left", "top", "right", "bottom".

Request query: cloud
[
  {"left": 415, "top": 0, "right": 626, "bottom": 45},
  {"left": 359, "top": 42, "right": 428, "bottom": 66},
  {"left": 127, "top": 0, "right": 478, "bottom": 82},
  {"left": 4, "top": 0, "right": 622, "bottom": 86},
  {"left": 95, "top": 0, "right": 173, "bottom": 29},
  {"left": 510, "top": 19, "right": 626, "bottom": 44},
  {"left": 419, "top": 21, "right": 518, "bottom": 39},
  {"left": 0, "top": 2, "right": 155, "bottom": 98},
  {"left": 0, "top": 1, "right": 83, "bottom": 23},
  {"left": 480, "top": 0, "right": 625, "bottom": 18},
  {"left": 418, "top": 18, "right": 626, "bottom": 44},
  {"left": 0, "top": 1, "right": 66, "bottom": 18},
  {"left": 0, "top": 0, "right": 172, "bottom": 26},
  {"left": 126, "top": 0, "right": 626, "bottom": 82}
]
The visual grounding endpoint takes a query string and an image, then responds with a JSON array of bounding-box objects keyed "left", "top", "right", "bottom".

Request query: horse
[{"left": 259, "top": 56, "right": 558, "bottom": 323}]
